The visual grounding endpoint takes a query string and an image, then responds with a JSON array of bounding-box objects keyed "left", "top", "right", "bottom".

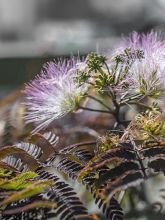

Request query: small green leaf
[{"left": 0, "top": 180, "right": 53, "bottom": 206}]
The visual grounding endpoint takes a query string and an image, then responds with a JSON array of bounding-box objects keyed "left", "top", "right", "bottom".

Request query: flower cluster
[
  {"left": 24, "top": 59, "right": 87, "bottom": 133},
  {"left": 114, "top": 31, "right": 165, "bottom": 98},
  {"left": 24, "top": 31, "right": 165, "bottom": 134},
  {"left": 126, "top": 110, "right": 165, "bottom": 141}
]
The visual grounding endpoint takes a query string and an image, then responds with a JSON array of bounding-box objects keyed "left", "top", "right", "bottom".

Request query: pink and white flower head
[
  {"left": 24, "top": 59, "right": 87, "bottom": 133},
  {"left": 114, "top": 31, "right": 165, "bottom": 97}
]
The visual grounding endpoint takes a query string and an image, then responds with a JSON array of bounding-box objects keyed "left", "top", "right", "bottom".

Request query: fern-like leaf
[{"left": 37, "top": 170, "right": 88, "bottom": 220}]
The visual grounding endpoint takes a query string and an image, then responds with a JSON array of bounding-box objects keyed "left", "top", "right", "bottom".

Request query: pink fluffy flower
[
  {"left": 114, "top": 31, "right": 165, "bottom": 97},
  {"left": 24, "top": 59, "right": 87, "bottom": 133}
]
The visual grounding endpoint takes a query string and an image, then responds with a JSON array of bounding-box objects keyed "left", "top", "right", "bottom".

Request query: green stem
[
  {"left": 87, "top": 95, "right": 113, "bottom": 111},
  {"left": 98, "top": 66, "right": 107, "bottom": 76},
  {"left": 104, "top": 62, "right": 111, "bottom": 75},
  {"left": 112, "top": 98, "right": 121, "bottom": 127}
]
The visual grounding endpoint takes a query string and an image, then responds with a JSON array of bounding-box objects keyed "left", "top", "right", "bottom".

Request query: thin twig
[
  {"left": 79, "top": 106, "right": 114, "bottom": 114},
  {"left": 128, "top": 102, "right": 153, "bottom": 110}
]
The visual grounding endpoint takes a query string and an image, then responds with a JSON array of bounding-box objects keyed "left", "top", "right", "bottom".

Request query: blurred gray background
[{"left": 0, "top": 0, "right": 165, "bottom": 97}]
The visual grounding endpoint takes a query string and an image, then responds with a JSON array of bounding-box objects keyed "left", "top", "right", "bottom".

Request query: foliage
[{"left": 0, "top": 129, "right": 164, "bottom": 219}]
